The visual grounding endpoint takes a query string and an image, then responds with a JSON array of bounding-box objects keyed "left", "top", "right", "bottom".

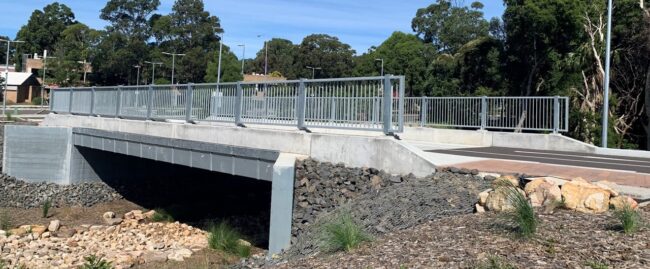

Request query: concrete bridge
[{"left": 5, "top": 76, "right": 650, "bottom": 255}]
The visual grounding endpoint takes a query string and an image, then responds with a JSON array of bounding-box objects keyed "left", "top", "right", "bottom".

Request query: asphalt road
[{"left": 427, "top": 147, "right": 650, "bottom": 174}]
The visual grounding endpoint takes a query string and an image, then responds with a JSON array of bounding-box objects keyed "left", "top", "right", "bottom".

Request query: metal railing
[
  {"left": 402, "top": 96, "right": 569, "bottom": 133},
  {"left": 50, "top": 76, "right": 406, "bottom": 134}
]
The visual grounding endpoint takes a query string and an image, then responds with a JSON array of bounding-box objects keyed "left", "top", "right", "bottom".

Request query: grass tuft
[
  {"left": 613, "top": 203, "right": 642, "bottom": 234},
  {"left": 321, "top": 213, "right": 371, "bottom": 253},
  {"left": 476, "top": 255, "right": 517, "bottom": 269},
  {"left": 0, "top": 211, "right": 12, "bottom": 231},
  {"left": 494, "top": 180, "right": 537, "bottom": 238},
  {"left": 41, "top": 199, "right": 52, "bottom": 218},
  {"left": 585, "top": 260, "right": 608, "bottom": 269},
  {"left": 79, "top": 255, "right": 113, "bottom": 269},
  {"left": 151, "top": 208, "right": 174, "bottom": 222},
  {"left": 208, "top": 222, "right": 251, "bottom": 258}
]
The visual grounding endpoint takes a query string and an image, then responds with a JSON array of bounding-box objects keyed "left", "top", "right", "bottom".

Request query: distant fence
[
  {"left": 51, "top": 76, "right": 406, "bottom": 134},
  {"left": 402, "top": 96, "right": 569, "bottom": 133},
  {"left": 50, "top": 76, "right": 569, "bottom": 134}
]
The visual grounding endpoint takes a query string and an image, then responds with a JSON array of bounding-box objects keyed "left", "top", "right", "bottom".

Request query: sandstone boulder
[
  {"left": 103, "top": 212, "right": 116, "bottom": 221},
  {"left": 478, "top": 189, "right": 491, "bottom": 206},
  {"left": 561, "top": 180, "right": 611, "bottom": 213},
  {"left": 125, "top": 210, "right": 144, "bottom": 221},
  {"left": 30, "top": 225, "right": 47, "bottom": 237},
  {"left": 143, "top": 210, "right": 156, "bottom": 219},
  {"left": 48, "top": 220, "right": 61, "bottom": 232},
  {"left": 475, "top": 204, "right": 486, "bottom": 213},
  {"left": 593, "top": 180, "right": 620, "bottom": 197},
  {"left": 610, "top": 196, "right": 638, "bottom": 210},
  {"left": 492, "top": 175, "right": 519, "bottom": 188},
  {"left": 104, "top": 218, "right": 123, "bottom": 226},
  {"left": 524, "top": 179, "right": 562, "bottom": 207},
  {"left": 485, "top": 187, "right": 525, "bottom": 212}
]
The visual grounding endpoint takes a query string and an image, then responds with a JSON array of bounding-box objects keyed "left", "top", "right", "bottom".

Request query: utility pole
[
  {"left": 258, "top": 35, "right": 268, "bottom": 75},
  {"left": 0, "top": 39, "right": 25, "bottom": 115},
  {"left": 144, "top": 61, "right": 162, "bottom": 85},
  {"left": 238, "top": 44, "right": 245, "bottom": 76},
  {"left": 134, "top": 65, "right": 141, "bottom": 86},
  {"left": 602, "top": 0, "right": 613, "bottom": 148},
  {"left": 375, "top": 58, "right": 384, "bottom": 76},
  {"left": 217, "top": 33, "right": 223, "bottom": 84},
  {"left": 305, "top": 66, "right": 322, "bottom": 79},
  {"left": 162, "top": 52, "right": 185, "bottom": 85}
]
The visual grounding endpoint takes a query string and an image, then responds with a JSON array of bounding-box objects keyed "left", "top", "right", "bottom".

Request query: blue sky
[{"left": 0, "top": 0, "right": 505, "bottom": 55}]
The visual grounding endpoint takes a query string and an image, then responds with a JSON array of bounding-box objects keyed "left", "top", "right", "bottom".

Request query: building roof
[
  {"left": 4, "top": 72, "right": 38, "bottom": 86},
  {"left": 244, "top": 73, "right": 287, "bottom": 82}
]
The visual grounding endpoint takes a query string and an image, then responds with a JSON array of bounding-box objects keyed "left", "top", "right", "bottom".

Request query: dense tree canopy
[{"left": 16, "top": 2, "right": 76, "bottom": 63}]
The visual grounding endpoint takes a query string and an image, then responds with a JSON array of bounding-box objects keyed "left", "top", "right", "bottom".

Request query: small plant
[
  {"left": 79, "top": 255, "right": 113, "bottom": 269},
  {"left": 476, "top": 255, "right": 517, "bottom": 269},
  {"left": 495, "top": 181, "right": 537, "bottom": 238},
  {"left": 4, "top": 112, "right": 12, "bottom": 122},
  {"left": 41, "top": 199, "right": 52, "bottom": 218},
  {"left": 31, "top": 96, "right": 43, "bottom": 106},
  {"left": 585, "top": 260, "right": 608, "bottom": 269},
  {"left": 0, "top": 211, "right": 12, "bottom": 231},
  {"left": 151, "top": 208, "right": 174, "bottom": 222},
  {"left": 321, "top": 213, "right": 371, "bottom": 253},
  {"left": 613, "top": 203, "right": 642, "bottom": 234},
  {"left": 208, "top": 222, "right": 251, "bottom": 258}
]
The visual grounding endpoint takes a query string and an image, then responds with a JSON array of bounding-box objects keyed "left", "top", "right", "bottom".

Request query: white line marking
[{"left": 442, "top": 149, "right": 650, "bottom": 170}]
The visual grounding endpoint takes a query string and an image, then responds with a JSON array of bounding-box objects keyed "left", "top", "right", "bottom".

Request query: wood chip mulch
[{"left": 272, "top": 207, "right": 650, "bottom": 269}]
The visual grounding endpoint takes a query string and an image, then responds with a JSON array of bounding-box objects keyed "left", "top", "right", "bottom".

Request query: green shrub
[
  {"left": 495, "top": 181, "right": 537, "bottom": 238},
  {"left": 4, "top": 112, "right": 12, "bottom": 122},
  {"left": 0, "top": 211, "right": 11, "bottom": 230},
  {"left": 41, "top": 199, "right": 52, "bottom": 218},
  {"left": 151, "top": 208, "right": 174, "bottom": 222},
  {"left": 585, "top": 260, "right": 608, "bottom": 269},
  {"left": 321, "top": 213, "right": 371, "bottom": 253},
  {"left": 79, "top": 255, "right": 113, "bottom": 269},
  {"left": 476, "top": 255, "right": 517, "bottom": 269},
  {"left": 208, "top": 222, "right": 251, "bottom": 258},
  {"left": 31, "top": 96, "right": 43, "bottom": 106},
  {"left": 613, "top": 203, "right": 642, "bottom": 234}
]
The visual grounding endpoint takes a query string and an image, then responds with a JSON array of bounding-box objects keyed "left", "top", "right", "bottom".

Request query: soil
[{"left": 272, "top": 207, "right": 650, "bottom": 269}]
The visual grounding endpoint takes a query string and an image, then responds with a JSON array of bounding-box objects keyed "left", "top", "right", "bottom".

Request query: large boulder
[
  {"left": 561, "top": 179, "right": 611, "bottom": 213},
  {"left": 593, "top": 180, "right": 620, "bottom": 197},
  {"left": 491, "top": 175, "right": 519, "bottom": 189},
  {"left": 610, "top": 196, "right": 638, "bottom": 210},
  {"left": 478, "top": 189, "right": 492, "bottom": 206},
  {"left": 485, "top": 187, "right": 525, "bottom": 212},
  {"left": 524, "top": 179, "right": 562, "bottom": 207}
]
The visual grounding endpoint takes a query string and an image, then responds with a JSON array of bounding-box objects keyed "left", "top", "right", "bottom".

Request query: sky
[{"left": 0, "top": 0, "right": 505, "bottom": 56}]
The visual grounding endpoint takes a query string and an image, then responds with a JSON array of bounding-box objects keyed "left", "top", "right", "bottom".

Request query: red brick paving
[{"left": 449, "top": 159, "right": 650, "bottom": 188}]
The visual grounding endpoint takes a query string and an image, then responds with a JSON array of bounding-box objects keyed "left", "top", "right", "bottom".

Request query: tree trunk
[{"left": 645, "top": 63, "right": 650, "bottom": 149}]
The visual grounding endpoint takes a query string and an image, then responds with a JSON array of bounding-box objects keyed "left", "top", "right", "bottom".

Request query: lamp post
[
  {"left": 375, "top": 58, "right": 384, "bottom": 76},
  {"left": 41, "top": 51, "right": 57, "bottom": 107},
  {"left": 237, "top": 44, "right": 245, "bottom": 76},
  {"left": 216, "top": 33, "right": 223, "bottom": 84},
  {"left": 77, "top": 59, "right": 90, "bottom": 85},
  {"left": 134, "top": 65, "right": 142, "bottom": 86},
  {"left": 144, "top": 61, "right": 162, "bottom": 85},
  {"left": 0, "top": 39, "right": 25, "bottom": 115},
  {"left": 162, "top": 52, "right": 185, "bottom": 85},
  {"left": 257, "top": 35, "right": 268, "bottom": 75},
  {"left": 602, "top": 0, "right": 613, "bottom": 148},
  {"left": 305, "top": 66, "right": 322, "bottom": 79}
]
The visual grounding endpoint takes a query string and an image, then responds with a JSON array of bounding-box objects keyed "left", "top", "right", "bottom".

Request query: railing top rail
[{"left": 51, "top": 75, "right": 405, "bottom": 91}]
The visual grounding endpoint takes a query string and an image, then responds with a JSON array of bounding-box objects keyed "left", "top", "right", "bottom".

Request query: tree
[
  {"left": 412, "top": 0, "right": 489, "bottom": 53},
  {"left": 49, "top": 23, "right": 101, "bottom": 86},
  {"left": 205, "top": 44, "right": 243, "bottom": 83},
  {"left": 354, "top": 32, "right": 434, "bottom": 96},
  {"left": 296, "top": 34, "right": 355, "bottom": 78},
  {"left": 250, "top": 38, "right": 299, "bottom": 79},
  {"left": 100, "top": 0, "right": 160, "bottom": 42}
]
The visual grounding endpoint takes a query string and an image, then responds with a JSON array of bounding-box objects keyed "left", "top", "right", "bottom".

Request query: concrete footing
[{"left": 268, "top": 153, "right": 299, "bottom": 255}]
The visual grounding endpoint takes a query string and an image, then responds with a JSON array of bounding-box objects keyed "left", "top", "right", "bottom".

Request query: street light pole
[
  {"left": 144, "top": 61, "right": 162, "bottom": 85},
  {"left": 305, "top": 66, "right": 322, "bottom": 79},
  {"left": 602, "top": 0, "right": 613, "bottom": 148},
  {"left": 258, "top": 35, "right": 268, "bottom": 75},
  {"left": 162, "top": 52, "right": 185, "bottom": 85},
  {"left": 375, "top": 58, "right": 384, "bottom": 76},
  {"left": 238, "top": 44, "right": 245, "bottom": 76},
  {"left": 41, "top": 52, "right": 57, "bottom": 107},
  {"left": 217, "top": 33, "right": 223, "bottom": 84},
  {"left": 0, "top": 39, "right": 24, "bottom": 115},
  {"left": 134, "top": 65, "right": 141, "bottom": 86}
]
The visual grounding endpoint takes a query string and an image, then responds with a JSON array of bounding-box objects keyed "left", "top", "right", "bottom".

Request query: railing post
[
  {"left": 382, "top": 75, "right": 392, "bottom": 135},
  {"left": 49, "top": 89, "right": 54, "bottom": 112},
  {"left": 116, "top": 86, "right": 122, "bottom": 118},
  {"left": 480, "top": 96, "right": 487, "bottom": 130},
  {"left": 553, "top": 96, "right": 560, "bottom": 134},
  {"left": 329, "top": 96, "right": 336, "bottom": 123},
  {"left": 297, "top": 79, "right": 306, "bottom": 130},
  {"left": 146, "top": 85, "right": 153, "bottom": 120},
  {"left": 420, "top": 96, "right": 427, "bottom": 127},
  {"left": 90, "top": 86, "right": 96, "bottom": 116},
  {"left": 235, "top": 82, "right": 243, "bottom": 126},
  {"left": 185, "top": 83, "right": 194, "bottom": 123},
  {"left": 68, "top": 87, "right": 73, "bottom": 114}
]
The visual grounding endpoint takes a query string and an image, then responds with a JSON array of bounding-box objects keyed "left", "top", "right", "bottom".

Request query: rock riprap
[
  {"left": 0, "top": 210, "right": 207, "bottom": 269},
  {"left": 0, "top": 174, "right": 122, "bottom": 208}
]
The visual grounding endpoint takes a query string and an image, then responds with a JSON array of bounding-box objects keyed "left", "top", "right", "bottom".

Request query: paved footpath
[{"left": 410, "top": 142, "right": 650, "bottom": 197}]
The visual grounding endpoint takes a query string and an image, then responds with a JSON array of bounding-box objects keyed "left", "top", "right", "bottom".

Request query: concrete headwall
[{"left": 42, "top": 114, "right": 438, "bottom": 177}]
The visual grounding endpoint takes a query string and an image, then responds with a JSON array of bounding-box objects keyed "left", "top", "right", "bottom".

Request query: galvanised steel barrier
[
  {"left": 402, "top": 96, "right": 569, "bottom": 133},
  {"left": 50, "top": 76, "right": 406, "bottom": 134}
]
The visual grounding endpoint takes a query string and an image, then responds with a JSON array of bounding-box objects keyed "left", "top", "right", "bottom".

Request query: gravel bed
[{"left": 0, "top": 174, "right": 123, "bottom": 208}]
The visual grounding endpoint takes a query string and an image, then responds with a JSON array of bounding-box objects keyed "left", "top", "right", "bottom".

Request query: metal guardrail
[
  {"left": 402, "top": 96, "right": 569, "bottom": 133},
  {"left": 50, "top": 76, "right": 406, "bottom": 134}
]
